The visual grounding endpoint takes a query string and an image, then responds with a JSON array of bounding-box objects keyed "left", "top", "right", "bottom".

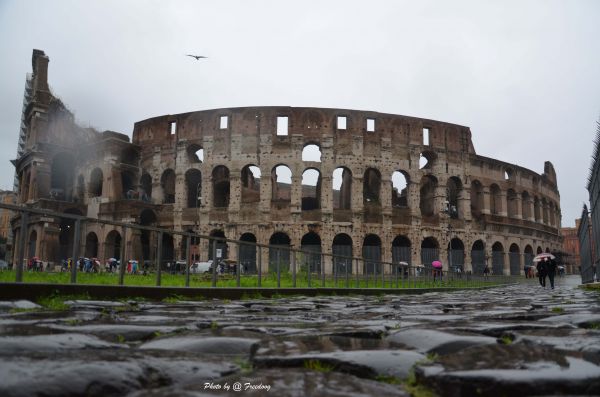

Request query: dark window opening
[
  {"left": 161, "top": 169, "right": 176, "bottom": 204},
  {"left": 185, "top": 169, "right": 202, "bottom": 208},
  {"left": 212, "top": 166, "right": 230, "bottom": 208},
  {"left": 333, "top": 167, "right": 352, "bottom": 210}
]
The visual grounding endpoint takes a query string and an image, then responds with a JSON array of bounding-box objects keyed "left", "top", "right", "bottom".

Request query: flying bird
[{"left": 186, "top": 54, "right": 208, "bottom": 60}]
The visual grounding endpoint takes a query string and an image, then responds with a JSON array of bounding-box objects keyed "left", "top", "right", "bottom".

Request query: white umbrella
[{"left": 533, "top": 253, "right": 555, "bottom": 262}]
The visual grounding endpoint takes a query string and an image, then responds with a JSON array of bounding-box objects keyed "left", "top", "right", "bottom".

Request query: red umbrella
[
  {"left": 533, "top": 253, "right": 555, "bottom": 262},
  {"left": 432, "top": 260, "right": 442, "bottom": 268}
]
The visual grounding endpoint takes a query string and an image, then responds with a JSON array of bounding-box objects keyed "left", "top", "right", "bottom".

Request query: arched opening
[
  {"left": 89, "top": 168, "right": 103, "bottom": 197},
  {"left": 140, "top": 173, "right": 152, "bottom": 201},
  {"left": 301, "top": 169, "right": 321, "bottom": 211},
  {"left": 534, "top": 197, "right": 541, "bottom": 222},
  {"left": 185, "top": 169, "right": 202, "bottom": 208},
  {"left": 446, "top": 176, "right": 462, "bottom": 219},
  {"left": 28, "top": 230, "right": 37, "bottom": 260},
  {"left": 241, "top": 165, "right": 261, "bottom": 203},
  {"left": 448, "top": 238, "right": 465, "bottom": 271},
  {"left": 541, "top": 198, "right": 549, "bottom": 224},
  {"left": 333, "top": 167, "right": 352, "bottom": 210},
  {"left": 269, "top": 232, "right": 290, "bottom": 272},
  {"left": 421, "top": 237, "right": 439, "bottom": 266},
  {"left": 522, "top": 191, "right": 531, "bottom": 219},
  {"left": 420, "top": 175, "right": 437, "bottom": 217},
  {"left": 362, "top": 234, "right": 382, "bottom": 274},
  {"left": 490, "top": 184, "right": 502, "bottom": 215},
  {"left": 50, "top": 152, "right": 75, "bottom": 201},
  {"left": 470, "top": 180, "right": 484, "bottom": 218},
  {"left": 161, "top": 169, "right": 176, "bottom": 204},
  {"left": 301, "top": 232, "right": 322, "bottom": 273},
  {"left": 105, "top": 230, "right": 122, "bottom": 261},
  {"left": 332, "top": 233, "right": 353, "bottom": 274},
  {"left": 509, "top": 243, "right": 520, "bottom": 275},
  {"left": 187, "top": 144, "right": 204, "bottom": 163},
  {"left": 212, "top": 166, "right": 230, "bottom": 208},
  {"left": 271, "top": 165, "right": 292, "bottom": 202},
  {"left": 208, "top": 230, "right": 227, "bottom": 261},
  {"left": 392, "top": 171, "right": 409, "bottom": 207},
  {"left": 363, "top": 168, "right": 381, "bottom": 204},
  {"left": 121, "top": 170, "right": 136, "bottom": 200},
  {"left": 471, "top": 240, "right": 486, "bottom": 274},
  {"left": 392, "top": 235, "right": 411, "bottom": 265},
  {"left": 161, "top": 233, "right": 174, "bottom": 272},
  {"left": 507, "top": 189, "right": 518, "bottom": 218},
  {"left": 419, "top": 151, "right": 436, "bottom": 170},
  {"left": 549, "top": 202, "right": 556, "bottom": 226},
  {"left": 492, "top": 242, "right": 504, "bottom": 275},
  {"left": 302, "top": 144, "right": 322, "bottom": 162},
  {"left": 139, "top": 209, "right": 157, "bottom": 265},
  {"left": 524, "top": 245, "right": 534, "bottom": 268},
  {"left": 239, "top": 233, "right": 257, "bottom": 274},
  {"left": 58, "top": 209, "right": 82, "bottom": 262},
  {"left": 85, "top": 232, "right": 98, "bottom": 258},
  {"left": 537, "top": 246, "right": 543, "bottom": 254}
]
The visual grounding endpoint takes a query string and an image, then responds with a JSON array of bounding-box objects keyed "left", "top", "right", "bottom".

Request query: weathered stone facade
[{"left": 12, "top": 50, "right": 562, "bottom": 275}]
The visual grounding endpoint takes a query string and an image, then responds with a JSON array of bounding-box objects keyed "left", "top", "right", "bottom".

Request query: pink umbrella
[{"left": 432, "top": 260, "right": 442, "bottom": 269}]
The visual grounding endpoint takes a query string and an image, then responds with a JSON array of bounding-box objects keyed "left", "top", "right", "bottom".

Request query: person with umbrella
[
  {"left": 546, "top": 257, "right": 558, "bottom": 289},
  {"left": 432, "top": 260, "right": 443, "bottom": 282},
  {"left": 534, "top": 253, "right": 554, "bottom": 289}
]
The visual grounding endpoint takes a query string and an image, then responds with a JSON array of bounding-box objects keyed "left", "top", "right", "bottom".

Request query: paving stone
[
  {"left": 140, "top": 336, "right": 260, "bottom": 357},
  {"left": 386, "top": 328, "right": 497, "bottom": 355}
]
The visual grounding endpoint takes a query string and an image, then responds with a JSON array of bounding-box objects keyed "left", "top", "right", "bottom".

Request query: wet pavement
[{"left": 1, "top": 276, "right": 599, "bottom": 396}]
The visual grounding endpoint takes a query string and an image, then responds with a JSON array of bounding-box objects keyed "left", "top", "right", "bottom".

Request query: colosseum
[{"left": 11, "top": 50, "right": 563, "bottom": 276}]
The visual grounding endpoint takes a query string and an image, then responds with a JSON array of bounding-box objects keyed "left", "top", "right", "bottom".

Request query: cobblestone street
[{"left": 1, "top": 276, "right": 599, "bottom": 396}]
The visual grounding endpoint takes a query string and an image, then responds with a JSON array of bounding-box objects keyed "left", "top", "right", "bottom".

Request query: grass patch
[
  {"left": 37, "top": 292, "right": 89, "bottom": 311},
  {"left": 162, "top": 294, "right": 184, "bottom": 304},
  {"left": 303, "top": 359, "right": 335, "bottom": 372},
  {"left": 210, "top": 321, "right": 219, "bottom": 330},
  {"left": 375, "top": 375, "right": 402, "bottom": 384},
  {"left": 587, "top": 322, "right": 600, "bottom": 330},
  {"left": 551, "top": 307, "right": 564, "bottom": 313},
  {"left": 500, "top": 335, "right": 513, "bottom": 345}
]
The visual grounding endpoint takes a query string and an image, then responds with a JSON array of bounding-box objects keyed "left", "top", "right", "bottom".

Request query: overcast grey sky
[{"left": 1, "top": 0, "right": 599, "bottom": 227}]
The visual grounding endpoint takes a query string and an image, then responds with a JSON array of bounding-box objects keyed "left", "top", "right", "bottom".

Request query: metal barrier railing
[{"left": 0, "top": 202, "right": 515, "bottom": 289}]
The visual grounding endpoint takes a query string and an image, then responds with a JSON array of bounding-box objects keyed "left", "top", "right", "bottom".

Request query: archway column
[{"left": 482, "top": 186, "right": 491, "bottom": 215}]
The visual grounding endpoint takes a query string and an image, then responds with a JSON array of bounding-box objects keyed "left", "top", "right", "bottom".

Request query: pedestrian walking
[
  {"left": 483, "top": 264, "right": 490, "bottom": 279},
  {"left": 546, "top": 257, "right": 557, "bottom": 290},
  {"left": 536, "top": 257, "right": 547, "bottom": 288}
]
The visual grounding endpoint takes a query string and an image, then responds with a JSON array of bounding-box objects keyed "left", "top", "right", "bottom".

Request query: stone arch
[
  {"left": 333, "top": 167, "right": 352, "bottom": 210},
  {"left": 492, "top": 241, "right": 505, "bottom": 275},
  {"left": 271, "top": 165, "right": 292, "bottom": 201},
  {"left": 241, "top": 165, "right": 261, "bottom": 203},
  {"left": 420, "top": 175, "right": 438, "bottom": 217},
  {"left": 471, "top": 240, "right": 486, "bottom": 274},
  {"left": 363, "top": 168, "right": 382, "bottom": 204},
  {"left": 140, "top": 173, "right": 152, "bottom": 201},
  {"left": 301, "top": 231, "right": 322, "bottom": 273},
  {"left": 541, "top": 198, "right": 549, "bottom": 224},
  {"left": 524, "top": 245, "right": 534, "bottom": 267},
  {"left": 332, "top": 233, "right": 353, "bottom": 274},
  {"left": 446, "top": 176, "right": 462, "bottom": 218},
  {"left": 362, "top": 234, "right": 382, "bottom": 274},
  {"left": 212, "top": 166, "right": 230, "bottom": 208},
  {"left": 105, "top": 230, "right": 122, "bottom": 261},
  {"left": 537, "top": 246, "right": 543, "bottom": 254},
  {"left": 239, "top": 233, "right": 257, "bottom": 273},
  {"left": 85, "top": 232, "right": 98, "bottom": 258},
  {"left": 490, "top": 184, "right": 502, "bottom": 215},
  {"left": 302, "top": 143, "right": 322, "bottom": 162},
  {"left": 419, "top": 151, "right": 436, "bottom": 170},
  {"left": 50, "top": 152, "right": 75, "bottom": 201},
  {"left": 549, "top": 201, "right": 556, "bottom": 226},
  {"left": 507, "top": 189, "right": 518, "bottom": 218},
  {"left": 161, "top": 169, "right": 176, "bottom": 204},
  {"left": 187, "top": 144, "right": 204, "bottom": 163},
  {"left": 421, "top": 237, "right": 440, "bottom": 266},
  {"left": 534, "top": 196, "right": 541, "bottom": 222},
  {"left": 509, "top": 243, "right": 520, "bottom": 275},
  {"left": 139, "top": 209, "right": 157, "bottom": 264},
  {"left": 392, "top": 235, "right": 411, "bottom": 264},
  {"left": 269, "top": 231, "right": 291, "bottom": 272},
  {"left": 185, "top": 169, "right": 202, "bottom": 208},
  {"left": 301, "top": 168, "right": 321, "bottom": 211},
  {"left": 89, "top": 168, "right": 103, "bottom": 197},
  {"left": 448, "top": 237, "right": 465, "bottom": 271},
  {"left": 392, "top": 171, "right": 409, "bottom": 208}
]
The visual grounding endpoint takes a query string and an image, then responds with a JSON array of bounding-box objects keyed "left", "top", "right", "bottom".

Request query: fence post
[
  {"left": 236, "top": 242, "right": 241, "bottom": 288},
  {"left": 321, "top": 253, "right": 325, "bottom": 287},
  {"left": 345, "top": 256, "right": 349, "bottom": 288},
  {"left": 156, "top": 231, "right": 163, "bottom": 287},
  {"left": 211, "top": 239, "right": 217, "bottom": 287},
  {"left": 355, "top": 257, "right": 359, "bottom": 288},
  {"left": 291, "top": 249, "right": 296, "bottom": 288},
  {"left": 276, "top": 249, "right": 281, "bottom": 288},
  {"left": 257, "top": 246, "right": 262, "bottom": 287},
  {"left": 118, "top": 227, "right": 127, "bottom": 286},
  {"left": 70, "top": 219, "right": 81, "bottom": 284},
  {"left": 15, "top": 212, "right": 28, "bottom": 283},
  {"left": 307, "top": 251, "right": 311, "bottom": 288},
  {"left": 185, "top": 234, "right": 191, "bottom": 287}
]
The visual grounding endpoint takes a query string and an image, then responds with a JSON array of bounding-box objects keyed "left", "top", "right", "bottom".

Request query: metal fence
[{"left": 0, "top": 202, "right": 516, "bottom": 289}]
